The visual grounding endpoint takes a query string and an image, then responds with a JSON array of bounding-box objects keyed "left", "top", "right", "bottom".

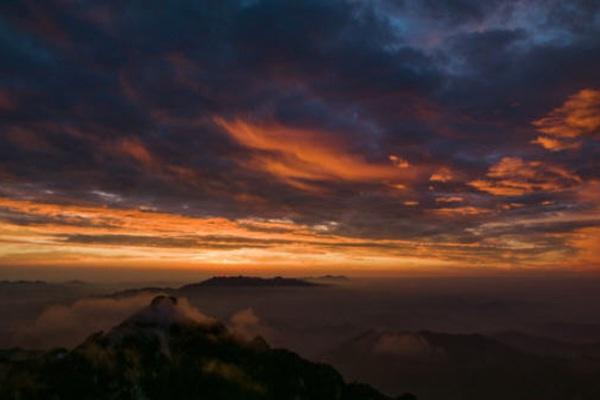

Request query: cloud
[
  {"left": 4, "top": 127, "right": 58, "bottom": 153},
  {"left": 532, "top": 88, "right": 600, "bottom": 150},
  {"left": 565, "top": 226, "right": 600, "bottom": 269},
  {"left": 435, "top": 196, "right": 464, "bottom": 203},
  {"left": 214, "top": 117, "right": 418, "bottom": 189},
  {"left": 114, "top": 137, "right": 156, "bottom": 167},
  {"left": 469, "top": 157, "right": 581, "bottom": 196},
  {"left": 2, "top": 196, "right": 458, "bottom": 269},
  {"left": 531, "top": 135, "right": 581, "bottom": 152},
  {"left": 430, "top": 167, "right": 454, "bottom": 183},
  {"left": 433, "top": 206, "right": 492, "bottom": 217},
  {"left": 13, "top": 293, "right": 158, "bottom": 349},
  {"left": 389, "top": 155, "right": 411, "bottom": 168},
  {"left": 1, "top": 0, "right": 600, "bottom": 271},
  {"left": 228, "top": 308, "right": 273, "bottom": 341},
  {"left": 577, "top": 180, "right": 600, "bottom": 206},
  {"left": 533, "top": 89, "right": 600, "bottom": 138},
  {"left": 127, "top": 295, "right": 214, "bottom": 328},
  {"left": 59, "top": 233, "right": 287, "bottom": 249},
  {"left": 10, "top": 293, "right": 217, "bottom": 349}
]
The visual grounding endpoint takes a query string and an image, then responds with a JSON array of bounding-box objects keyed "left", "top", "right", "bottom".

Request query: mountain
[
  {"left": 106, "top": 286, "right": 175, "bottom": 298},
  {"left": 179, "top": 276, "right": 320, "bottom": 291},
  {"left": 0, "top": 295, "right": 411, "bottom": 400},
  {"left": 322, "top": 329, "right": 600, "bottom": 400},
  {"left": 491, "top": 330, "right": 600, "bottom": 360},
  {"left": 528, "top": 322, "right": 600, "bottom": 343},
  {"left": 101, "top": 276, "right": 322, "bottom": 299}
]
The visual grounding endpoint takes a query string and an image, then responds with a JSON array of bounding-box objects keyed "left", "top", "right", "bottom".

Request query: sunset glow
[{"left": 1, "top": 1, "right": 600, "bottom": 275}]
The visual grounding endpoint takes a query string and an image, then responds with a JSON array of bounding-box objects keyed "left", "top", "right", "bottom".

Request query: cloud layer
[{"left": 1, "top": 0, "right": 600, "bottom": 271}]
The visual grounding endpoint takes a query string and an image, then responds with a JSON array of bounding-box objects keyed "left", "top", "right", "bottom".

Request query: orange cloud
[
  {"left": 433, "top": 206, "right": 491, "bottom": 217},
  {"left": 533, "top": 89, "right": 600, "bottom": 137},
  {"left": 532, "top": 88, "right": 600, "bottom": 151},
  {"left": 0, "top": 197, "right": 461, "bottom": 270},
  {"left": 108, "top": 137, "right": 200, "bottom": 184},
  {"left": 388, "top": 155, "right": 410, "bottom": 168},
  {"left": 114, "top": 137, "right": 156, "bottom": 167},
  {"left": 389, "top": 183, "right": 407, "bottom": 191},
  {"left": 578, "top": 180, "right": 600, "bottom": 207},
  {"left": 469, "top": 157, "right": 581, "bottom": 196},
  {"left": 5, "top": 127, "right": 56, "bottom": 153},
  {"left": 430, "top": 167, "right": 453, "bottom": 182},
  {"left": 565, "top": 227, "right": 600, "bottom": 269},
  {"left": 214, "top": 118, "right": 417, "bottom": 188},
  {"left": 531, "top": 135, "right": 581, "bottom": 151},
  {"left": 435, "top": 196, "right": 464, "bottom": 203}
]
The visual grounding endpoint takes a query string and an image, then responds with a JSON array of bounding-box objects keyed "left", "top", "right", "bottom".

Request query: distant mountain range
[
  {"left": 106, "top": 276, "right": 326, "bottom": 298},
  {"left": 0, "top": 295, "right": 413, "bottom": 400},
  {"left": 180, "top": 276, "right": 321, "bottom": 291},
  {"left": 322, "top": 329, "right": 600, "bottom": 400}
]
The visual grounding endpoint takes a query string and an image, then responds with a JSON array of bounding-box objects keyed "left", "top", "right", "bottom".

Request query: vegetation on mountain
[{"left": 0, "top": 296, "right": 411, "bottom": 400}]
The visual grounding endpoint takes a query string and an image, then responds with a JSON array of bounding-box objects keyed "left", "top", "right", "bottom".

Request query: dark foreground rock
[{"left": 0, "top": 295, "right": 411, "bottom": 400}]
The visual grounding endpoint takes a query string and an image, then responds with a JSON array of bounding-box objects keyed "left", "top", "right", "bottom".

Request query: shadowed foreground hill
[{"left": 0, "top": 296, "right": 413, "bottom": 400}]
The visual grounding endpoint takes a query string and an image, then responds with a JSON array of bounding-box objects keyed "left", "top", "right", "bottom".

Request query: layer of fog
[{"left": 3, "top": 276, "right": 600, "bottom": 358}]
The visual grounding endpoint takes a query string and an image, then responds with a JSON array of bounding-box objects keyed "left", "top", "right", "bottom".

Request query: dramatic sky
[{"left": 1, "top": 0, "right": 600, "bottom": 274}]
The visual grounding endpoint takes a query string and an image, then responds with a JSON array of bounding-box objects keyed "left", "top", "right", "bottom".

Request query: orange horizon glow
[
  {"left": 2, "top": 89, "right": 600, "bottom": 275},
  {"left": 0, "top": 196, "right": 460, "bottom": 271},
  {"left": 1, "top": 193, "right": 599, "bottom": 273},
  {"left": 2, "top": 2, "right": 600, "bottom": 282}
]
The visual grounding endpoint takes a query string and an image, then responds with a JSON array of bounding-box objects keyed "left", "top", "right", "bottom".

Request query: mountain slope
[
  {"left": 0, "top": 296, "right": 408, "bottom": 400},
  {"left": 322, "top": 330, "right": 600, "bottom": 400}
]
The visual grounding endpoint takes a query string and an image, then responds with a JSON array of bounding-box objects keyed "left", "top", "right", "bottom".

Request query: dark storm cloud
[{"left": 1, "top": 0, "right": 600, "bottom": 267}]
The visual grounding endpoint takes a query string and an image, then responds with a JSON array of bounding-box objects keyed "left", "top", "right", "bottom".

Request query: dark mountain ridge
[
  {"left": 179, "top": 276, "right": 320, "bottom": 291},
  {"left": 105, "top": 276, "right": 322, "bottom": 299},
  {"left": 323, "top": 329, "right": 600, "bottom": 400},
  {"left": 0, "top": 295, "right": 411, "bottom": 400}
]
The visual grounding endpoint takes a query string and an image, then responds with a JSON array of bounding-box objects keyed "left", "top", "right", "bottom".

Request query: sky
[{"left": 1, "top": 0, "right": 600, "bottom": 275}]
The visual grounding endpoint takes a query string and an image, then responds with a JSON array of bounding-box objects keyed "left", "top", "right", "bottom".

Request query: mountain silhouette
[
  {"left": 322, "top": 329, "right": 600, "bottom": 400},
  {"left": 105, "top": 276, "right": 322, "bottom": 299},
  {"left": 0, "top": 295, "right": 412, "bottom": 400},
  {"left": 179, "top": 276, "right": 320, "bottom": 291}
]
